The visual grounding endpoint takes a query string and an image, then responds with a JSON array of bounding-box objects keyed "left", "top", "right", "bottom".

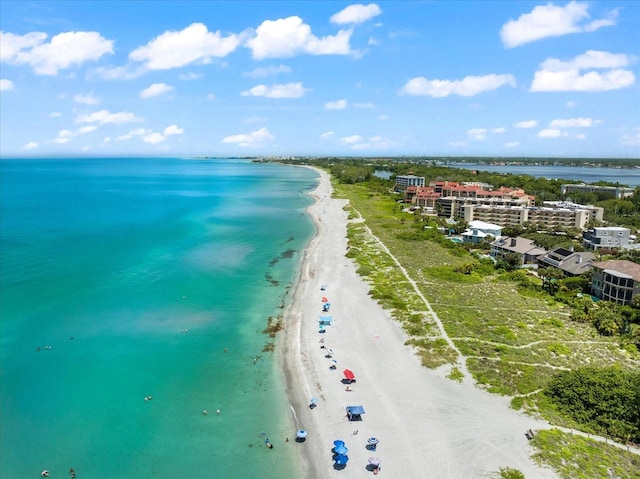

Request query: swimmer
[
  {"left": 216, "top": 409, "right": 221, "bottom": 415},
  {"left": 41, "top": 471, "right": 49, "bottom": 477},
  {"left": 203, "top": 410, "right": 208, "bottom": 415}
]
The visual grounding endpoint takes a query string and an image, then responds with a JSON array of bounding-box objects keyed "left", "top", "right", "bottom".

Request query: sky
[{"left": 1, "top": 1, "right": 639, "bottom": 158}]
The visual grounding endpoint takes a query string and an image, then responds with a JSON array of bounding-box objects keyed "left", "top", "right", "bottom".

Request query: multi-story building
[
  {"left": 537, "top": 247, "right": 595, "bottom": 276},
  {"left": 395, "top": 175, "right": 425, "bottom": 191},
  {"left": 561, "top": 183, "right": 635, "bottom": 199},
  {"left": 583, "top": 226, "right": 631, "bottom": 250},
  {"left": 463, "top": 204, "right": 595, "bottom": 229},
  {"left": 490, "top": 237, "right": 547, "bottom": 265},
  {"left": 591, "top": 259, "right": 640, "bottom": 305}
]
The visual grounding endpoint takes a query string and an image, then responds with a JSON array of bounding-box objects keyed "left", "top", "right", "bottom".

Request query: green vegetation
[{"left": 531, "top": 429, "right": 640, "bottom": 479}]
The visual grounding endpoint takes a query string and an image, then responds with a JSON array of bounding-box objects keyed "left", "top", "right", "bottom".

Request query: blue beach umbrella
[
  {"left": 296, "top": 430, "right": 308, "bottom": 439},
  {"left": 367, "top": 437, "right": 379, "bottom": 445},
  {"left": 333, "top": 439, "right": 345, "bottom": 448},
  {"left": 334, "top": 445, "right": 348, "bottom": 455},
  {"left": 334, "top": 454, "right": 349, "bottom": 465}
]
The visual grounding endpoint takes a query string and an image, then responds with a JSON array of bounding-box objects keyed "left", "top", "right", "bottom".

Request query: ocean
[{"left": 0, "top": 157, "right": 318, "bottom": 478}]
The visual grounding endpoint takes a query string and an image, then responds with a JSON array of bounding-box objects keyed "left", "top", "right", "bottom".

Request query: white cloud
[
  {"left": 163, "top": 124, "right": 184, "bottom": 135},
  {"left": 140, "top": 82, "right": 173, "bottom": 98},
  {"left": 241, "top": 82, "right": 307, "bottom": 98},
  {"left": 142, "top": 132, "right": 166, "bottom": 144},
  {"left": 467, "top": 128, "right": 488, "bottom": 140},
  {"left": 321, "top": 131, "right": 335, "bottom": 139},
  {"left": 530, "top": 50, "right": 634, "bottom": 92},
  {"left": 0, "top": 31, "right": 113, "bottom": 75},
  {"left": 54, "top": 137, "right": 70, "bottom": 144},
  {"left": 505, "top": 141, "right": 520, "bottom": 148},
  {"left": 537, "top": 128, "right": 568, "bottom": 138},
  {"left": 353, "top": 102, "right": 374, "bottom": 109},
  {"left": 548, "top": 117, "right": 601, "bottom": 128},
  {"left": 339, "top": 135, "right": 363, "bottom": 144},
  {"left": 400, "top": 73, "right": 516, "bottom": 97},
  {"left": 245, "top": 16, "right": 352, "bottom": 59},
  {"left": 620, "top": 128, "right": 640, "bottom": 146},
  {"left": 500, "top": 1, "right": 617, "bottom": 48},
  {"left": 206, "top": 93, "right": 216, "bottom": 101},
  {"left": 222, "top": 127, "right": 274, "bottom": 147},
  {"left": 378, "top": 114, "right": 389, "bottom": 121},
  {"left": 73, "top": 93, "right": 99, "bottom": 105},
  {"left": 179, "top": 72, "right": 203, "bottom": 80},
  {"left": 492, "top": 127, "right": 506, "bottom": 133},
  {"left": 0, "top": 78, "right": 14, "bottom": 91},
  {"left": 23, "top": 141, "right": 38, "bottom": 150},
  {"left": 325, "top": 99, "right": 347, "bottom": 110},
  {"left": 129, "top": 23, "right": 241, "bottom": 70},
  {"left": 575, "top": 133, "right": 587, "bottom": 140},
  {"left": 116, "top": 128, "right": 150, "bottom": 141},
  {"left": 76, "top": 109, "right": 143, "bottom": 124},
  {"left": 331, "top": 3, "right": 382, "bottom": 25},
  {"left": 565, "top": 101, "right": 576, "bottom": 108},
  {"left": 49, "top": 112, "right": 62, "bottom": 118},
  {"left": 515, "top": 120, "right": 537, "bottom": 129},
  {"left": 54, "top": 125, "right": 97, "bottom": 143},
  {"left": 244, "top": 64, "right": 292, "bottom": 78}
]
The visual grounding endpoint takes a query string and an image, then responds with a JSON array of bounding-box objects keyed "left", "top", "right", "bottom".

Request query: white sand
[{"left": 280, "top": 168, "right": 560, "bottom": 478}]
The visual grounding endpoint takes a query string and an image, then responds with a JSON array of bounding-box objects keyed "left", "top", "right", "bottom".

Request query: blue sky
[{"left": 1, "top": 1, "right": 639, "bottom": 158}]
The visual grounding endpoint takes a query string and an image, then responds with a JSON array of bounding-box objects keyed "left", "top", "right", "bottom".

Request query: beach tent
[
  {"left": 334, "top": 454, "right": 349, "bottom": 465},
  {"left": 319, "top": 316, "right": 333, "bottom": 326},
  {"left": 346, "top": 405, "right": 365, "bottom": 421}
]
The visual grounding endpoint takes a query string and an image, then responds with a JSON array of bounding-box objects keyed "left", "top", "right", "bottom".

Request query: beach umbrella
[
  {"left": 343, "top": 369, "right": 355, "bottom": 381},
  {"left": 367, "top": 437, "right": 379, "bottom": 446},
  {"left": 310, "top": 397, "right": 318, "bottom": 404},
  {"left": 321, "top": 297, "right": 328, "bottom": 303},
  {"left": 334, "top": 454, "right": 349, "bottom": 465},
  {"left": 334, "top": 445, "right": 348, "bottom": 455},
  {"left": 333, "top": 440, "right": 345, "bottom": 448},
  {"left": 296, "top": 430, "right": 308, "bottom": 439},
  {"left": 368, "top": 457, "right": 381, "bottom": 466}
]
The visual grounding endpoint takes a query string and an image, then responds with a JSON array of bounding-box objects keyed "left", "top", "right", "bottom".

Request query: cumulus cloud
[
  {"left": 129, "top": 23, "right": 242, "bottom": 70},
  {"left": 245, "top": 16, "right": 351, "bottom": 59},
  {"left": 73, "top": 93, "right": 99, "bottom": 105},
  {"left": 321, "top": 131, "right": 335, "bottom": 139},
  {"left": 140, "top": 82, "right": 173, "bottom": 98},
  {"left": 163, "top": 124, "right": 184, "bottom": 135},
  {"left": 549, "top": 117, "right": 601, "bottom": 128},
  {"left": 75, "top": 109, "right": 143, "bottom": 124},
  {"left": 492, "top": 127, "right": 506, "bottom": 133},
  {"left": 23, "top": 141, "right": 38, "bottom": 150},
  {"left": 330, "top": 3, "right": 382, "bottom": 25},
  {"left": 530, "top": 50, "right": 634, "bottom": 92},
  {"left": 515, "top": 120, "right": 537, "bottom": 129},
  {"left": 339, "top": 134, "right": 391, "bottom": 150},
  {"left": 537, "top": 128, "right": 568, "bottom": 138},
  {"left": 142, "top": 132, "right": 166, "bottom": 144},
  {"left": 222, "top": 127, "right": 274, "bottom": 147},
  {"left": 54, "top": 125, "right": 98, "bottom": 143},
  {"left": 0, "top": 30, "right": 113, "bottom": 75},
  {"left": 339, "top": 135, "right": 363, "bottom": 144},
  {"left": 244, "top": 64, "right": 292, "bottom": 78},
  {"left": 325, "top": 99, "right": 347, "bottom": 110},
  {"left": 241, "top": 82, "right": 307, "bottom": 98},
  {"left": 179, "top": 72, "right": 202, "bottom": 80},
  {"left": 0, "top": 78, "right": 14, "bottom": 91},
  {"left": 467, "top": 128, "right": 488, "bottom": 140},
  {"left": 116, "top": 128, "right": 150, "bottom": 141},
  {"left": 400, "top": 73, "right": 516, "bottom": 97},
  {"left": 500, "top": 1, "right": 617, "bottom": 48}
]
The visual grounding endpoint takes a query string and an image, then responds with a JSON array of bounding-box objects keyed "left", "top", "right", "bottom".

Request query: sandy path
[{"left": 280, "top": 168, "right": 560, "bottom": 478}]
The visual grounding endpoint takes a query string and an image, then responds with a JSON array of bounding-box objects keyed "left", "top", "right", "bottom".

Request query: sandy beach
[{"left": 280, "top": 168, "right": 561, "bottom": 478}]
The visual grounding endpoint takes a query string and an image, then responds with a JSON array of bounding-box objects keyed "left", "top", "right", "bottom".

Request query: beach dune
[{"left": 281, "top": 168, "right": 559, "bottom": 478}]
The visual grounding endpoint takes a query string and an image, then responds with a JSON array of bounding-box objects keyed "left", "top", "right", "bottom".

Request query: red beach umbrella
[
  {"left": 321, "top": 296, "right": 328, "bottom": 303},
  {"left": 343, "top": 369, "right": 355, "bottom": 381}
]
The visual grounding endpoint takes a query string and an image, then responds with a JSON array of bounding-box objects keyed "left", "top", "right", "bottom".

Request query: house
[
  {"left": 583, "top": 226, "right": 631, "bottom": 250},
  {"left": 490, "top": 236, "right": 547, "bottom": 265},
  {"left": 591, "top": 259, "right": 640, "bottom": 305},
  {"left": 461, "top": 220, "right": 502, "bottom": 244},
  {"left": 537, "top": 247, "right": 595, "bottom": 276}
]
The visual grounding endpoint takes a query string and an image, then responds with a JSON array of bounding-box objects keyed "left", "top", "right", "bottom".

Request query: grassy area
[
  {"left": 531, "top": 429, "right": 640, "bottom": 479},
  {"left": 329, "top": 179, "right": 640, "bottom": 475}
]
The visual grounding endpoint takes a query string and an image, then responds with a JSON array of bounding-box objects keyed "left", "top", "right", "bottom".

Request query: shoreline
[{"left": 279, "top": 167, "right": 560, "bottom": 478}]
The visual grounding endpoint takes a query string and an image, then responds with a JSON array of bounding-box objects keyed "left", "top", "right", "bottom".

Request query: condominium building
[
  {"left": 395, "top": 175, "right": 425, "bottom": 191},
  {"left": 583, "top": 226, "right": 631, "bottom": 250},
  {"left": 591, "top": 259, "right": 640, "bottom": 305},
  {"left": 561, "top": 183, "right": 635, "bottom": 199}
]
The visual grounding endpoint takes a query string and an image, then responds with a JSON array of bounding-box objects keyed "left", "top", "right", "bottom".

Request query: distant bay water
[
  {"left": 0, "top": 157, "right": 318, "bottom": 478},
  {"left": 450, "top": 163, "right": 639, "bottom": 187}
]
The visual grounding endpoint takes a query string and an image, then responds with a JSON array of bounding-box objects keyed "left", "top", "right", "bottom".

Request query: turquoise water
[{"left": 0, "top": 158, "right": 317, "bottom": 478}]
